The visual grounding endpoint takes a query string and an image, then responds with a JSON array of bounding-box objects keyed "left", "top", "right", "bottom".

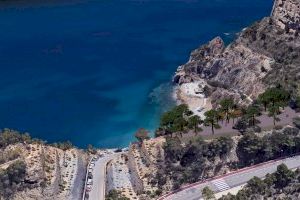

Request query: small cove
[{"left": 0, "top": 0, "right": 273, "bottom": 148}]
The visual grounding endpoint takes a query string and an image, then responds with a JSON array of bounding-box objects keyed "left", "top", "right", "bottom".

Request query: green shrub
[{"left": 0, "top": 160, "right": 27, "bottom": 198}]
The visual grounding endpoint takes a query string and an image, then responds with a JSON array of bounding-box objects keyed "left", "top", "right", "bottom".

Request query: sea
[{"left": 0, "top": 0, "right": 273, "bottom": 148}]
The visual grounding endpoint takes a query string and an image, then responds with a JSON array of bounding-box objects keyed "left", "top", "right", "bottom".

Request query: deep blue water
[{"left": 0, "top": 0, "right": 273, "bottom": 148}]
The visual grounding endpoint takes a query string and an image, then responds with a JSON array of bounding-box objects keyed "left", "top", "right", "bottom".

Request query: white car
[{"left": 87, "top": 178, "right": 93, "bottom": 185}]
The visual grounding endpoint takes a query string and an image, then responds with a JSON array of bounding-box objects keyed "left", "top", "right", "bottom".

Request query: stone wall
[
  {"left": 127, "top": 144, "right": 144, "bottom": 194},
  {"left": 106, "top": 161, "right": 115, "bottom": 193}
]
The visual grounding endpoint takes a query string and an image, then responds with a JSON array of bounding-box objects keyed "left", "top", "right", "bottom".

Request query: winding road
[
  {"left": 159, "top": 155, "right": 300, "bottom": 200},
  {"left": 83, "top": 151, "right": 120, "bottom": 200}
]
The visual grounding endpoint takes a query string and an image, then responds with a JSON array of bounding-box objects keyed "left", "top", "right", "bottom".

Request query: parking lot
[{"left": 83, "top": 150, "right": 122, "bottom": 200}]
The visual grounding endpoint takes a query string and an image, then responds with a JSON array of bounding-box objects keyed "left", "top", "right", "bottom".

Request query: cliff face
[
  {"left": 272, "top": 0, "right": 300, "bottom": 32},
  {"left": 174, "top": 0, "right": 300, "bottom": 107},
  {"left": 0, "top": 142, "right": 87, "bottom": 200}
]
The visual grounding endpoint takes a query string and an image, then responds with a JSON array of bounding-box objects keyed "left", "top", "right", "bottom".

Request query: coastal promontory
[
  {"left": 1, "top": 0, "right": 300, "bottom": 200},
  {"left": 174, "top": 0, "right": 300, "bottom": 109}
]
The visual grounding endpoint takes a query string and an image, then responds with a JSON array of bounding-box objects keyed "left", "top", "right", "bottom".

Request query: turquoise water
[{"left": 0, "top": 0, "right": 273, "bottom": 148}]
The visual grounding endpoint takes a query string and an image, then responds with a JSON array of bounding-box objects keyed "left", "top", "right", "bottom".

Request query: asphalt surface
[
  {"left": 160, "top": 155, "right": 300, "bottom": 200},
  {"left": 84, "top": 152, "right": 120, "bottom": 200}
]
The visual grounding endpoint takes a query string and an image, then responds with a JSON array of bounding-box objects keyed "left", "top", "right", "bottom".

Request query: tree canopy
[
  {"left": 258, "top": 87, "right": 290, "bottom": 111},
  {"left": 202, "top": 186, "right": 215, "bottom": 200},
  {"left": 220, "top": 98, "right": 234, "bottom": 124},
  {"left": 0, "top": 160, "right": 27, "bottom": 198},
  {"left": 220, "top": 164, "right": 298, "bottom": 200},
  {"left": 204, "top": 109, "right": 221, "bottom": 135},
  {"left": 134, "top": 128, "right": 150, "bottom": 143}
]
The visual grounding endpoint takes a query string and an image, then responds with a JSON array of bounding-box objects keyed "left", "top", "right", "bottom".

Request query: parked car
[
  {"left": 197, "top": 107, "right": 204, "bottom": 112},
  {"left": 85, "top": 192, "right": 89, "bottom": 200},
  {"left": 86, "top": 184, "right": 92, "bottom": 192},
  {"left": 114, "top": 148, "right": 122, "bottom": 153},
  {"left": 92, "top": 156, "right": 98, "bottom": 161},
  {"left": 87, "top": 178, "right": 93, "bottom": 185}
]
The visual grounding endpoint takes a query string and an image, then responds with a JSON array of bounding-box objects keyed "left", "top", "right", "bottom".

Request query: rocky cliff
[
  {"left": 272, "top": 0, "right": 300, "bottom": 32},
  {"left": 0, "top": 129, "right": 88, "bottom": 200},
  {"left": 174, "top": 0, "right": 300, "bottom": 107}
]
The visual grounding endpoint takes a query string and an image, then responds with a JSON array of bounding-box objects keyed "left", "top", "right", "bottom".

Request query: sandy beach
[{"left": 174, "top": 81, "right": 212, "bottom": 119}]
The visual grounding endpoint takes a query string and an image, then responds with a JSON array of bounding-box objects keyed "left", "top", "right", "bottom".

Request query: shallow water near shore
[{"left": 0, "top": 0, "right": 273, "bottom": 148}]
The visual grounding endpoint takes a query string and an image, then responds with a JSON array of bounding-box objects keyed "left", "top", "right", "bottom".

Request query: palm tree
[
  {"left": 173, "top": 117, "right": 188, "bottom": 138},
  {"left": 188, "top": 115, "right": 203, "bottom": 135},
  {"left": 220, "top": 98, "right": 234, "bottom": 124},
  {"left": 273, "top": 87, "right": 289, "bottom": 108},
  {"left": 268, "top": 103, "right": 281, "bottom": 126},
  {"left": 259, "top": 87, "right": 290, "bottom": 111},
  {"left": 204, "top": 109, "right": 221, "bottom": 135},
  {"left": 246, "top": 105, "right": 260, "bottom": 126},
  {"left": 258, "top": 92, "right": 270, "bottom": 112},
  {"left": 216, "top": 108, "right": 225, "bottom": 124},
  {"left": 229, "top": 109, "right": 243, "bottom": 124}
]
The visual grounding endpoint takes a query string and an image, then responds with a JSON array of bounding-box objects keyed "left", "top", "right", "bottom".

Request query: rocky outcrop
[
  {"left": 174, "top": 0, "right": 300, "bottom": 107},
  {"left": 174, "top": 35, "right": 273, "bottom": 106},
  {"left": 173, "top": 37, "right": 225, "bottom": 85},
  {"left": 127, "top": 144, "right": 145, "bottom": 194},
  {"left": 1, "top": 143, "right": 86, "bottom": 200},
  {"left": 271, "top": 0, "right": 300, "bottom": 32}
]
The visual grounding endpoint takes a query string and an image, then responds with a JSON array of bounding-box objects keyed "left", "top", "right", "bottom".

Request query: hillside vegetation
[{"left": 150, "top": 87, "right": 300, "bottom": 192}]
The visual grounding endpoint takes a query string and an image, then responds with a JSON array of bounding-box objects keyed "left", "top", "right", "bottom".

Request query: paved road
[
  {"left": 84, "top": 151, "right": 120, "bottom": 200},
  {"left": 159, "top": 155, "right": 300, "bottom": 200}
]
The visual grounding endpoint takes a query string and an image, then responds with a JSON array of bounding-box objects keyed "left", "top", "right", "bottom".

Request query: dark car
[
  {"left": 114, "top": 148, "right": 122, "bottom": 153},
  {"left": 85, "top": 192, "right": 89, "bottom": 200}
]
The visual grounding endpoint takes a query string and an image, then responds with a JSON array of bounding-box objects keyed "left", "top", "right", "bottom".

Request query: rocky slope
[
  {"left": 173, "top": 0, "right": 300, "bottom": 107},
  {"left": 0, "top": 129, "right": 88, "bottom": 200},
  {"left": 272, "top": 0, "right": 300, "bottom": 32}
]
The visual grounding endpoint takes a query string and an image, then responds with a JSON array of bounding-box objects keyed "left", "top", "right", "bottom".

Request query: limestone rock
[
  {"left": 173, "top": 37, "right": 225, "bottom": 85},
  {"left": 173, "top": 0, "right": 300, "bottom": 106},
  {"left": 271, "top": 0, "right": 300, "bottom": 32}
]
